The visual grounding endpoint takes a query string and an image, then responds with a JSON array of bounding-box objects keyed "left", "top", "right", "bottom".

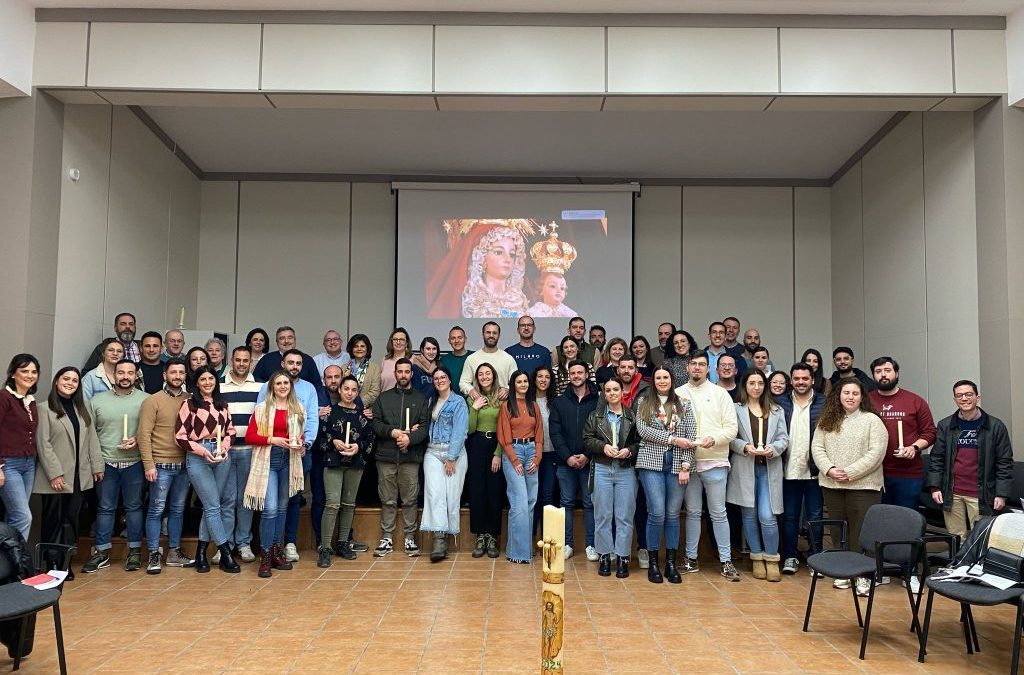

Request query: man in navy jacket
[{"left": 775, "top": 362, "right": 826, "bottom": 574}]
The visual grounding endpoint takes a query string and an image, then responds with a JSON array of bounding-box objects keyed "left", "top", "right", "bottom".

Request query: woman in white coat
[{"left": 727, "top": 370, "right": 789, "bottom": 582}]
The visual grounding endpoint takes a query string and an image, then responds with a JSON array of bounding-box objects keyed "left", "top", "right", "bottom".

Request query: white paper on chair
[
  {"left": 20, "top": 570, "right": 67, "bottom": 590},
  {"left": 930, "top": 564, "right": 1020, "bottom": 590}
]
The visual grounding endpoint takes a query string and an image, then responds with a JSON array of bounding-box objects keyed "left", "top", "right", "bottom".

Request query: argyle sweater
[{"left": 174, "top": 399, "right": 236, "bottom": 456}]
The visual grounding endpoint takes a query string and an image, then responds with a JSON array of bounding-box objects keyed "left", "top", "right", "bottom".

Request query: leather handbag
[{"left": 983, "top": 547, "right": 1024, "bottom": 583}]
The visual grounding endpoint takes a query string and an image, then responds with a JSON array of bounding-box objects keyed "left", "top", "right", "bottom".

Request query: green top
[
  {"left": 89, "top": 389, "right": 149, "bottom": 463},
  {"left": 467, "top": 397, "right": 503, "bottom": 457}
]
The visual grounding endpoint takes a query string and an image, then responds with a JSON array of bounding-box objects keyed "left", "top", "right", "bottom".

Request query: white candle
[
  {"left": 897, "top": 420, "right": 905, "bottom": 449},
  {"left": 216, "top": 423, "right": 222, "bottom": 454},
  {"left": 758, "top": 416, "right": 764, "bottom": 447},
  {"left": 611, "top": 421, "right": 617, "bottom": 448},
  {"left": 405, "top": 408, "right": 410, "bottom": 431},
  {"left": 122, "top": 414, "right": 128, "bottom": 441},
  {"left": 178, "top": 305, "right": 185, "bottom": 327},
  {"left": 345, "top": 421, "right": 351, "bottom": 446},
  {"left": 696, "top": 410, "right": 702, "bottom": 437}
]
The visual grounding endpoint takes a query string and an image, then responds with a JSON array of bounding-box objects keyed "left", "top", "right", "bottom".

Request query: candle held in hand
[
  {"left": 216, "top": 423, "right": 222, "bottom": 457},
  {"left": 611, "top": 421, "right": 617, "bottom": 448},
  {"left": 405, "top": 408, "right": 410, "bottom": 432},
  {"left": 758, "top": 416, "right": 764, "bottom": 448},
  {"left": 345, "top": 421, "right": 351, "bottom": 446},
  {"left": 897, "top": 420, "right": 904, "bottom": 451},
  {"left": 122, "top": 414, "right": 128, "bottom": 441}
]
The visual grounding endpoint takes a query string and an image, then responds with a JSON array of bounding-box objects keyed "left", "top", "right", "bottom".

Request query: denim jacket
[{"left": 428, "top": 394, "right": 469, "bottom": 462}]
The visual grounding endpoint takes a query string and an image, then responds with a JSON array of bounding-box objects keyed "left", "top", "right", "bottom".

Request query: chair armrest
[
  {"left": 874, "top": 539, "right": 924, "bottom": 580},
  {"left": 921, "top": 530, "right": 959, "bottom": 577},
  {"left": 808, "top": 519, "right": 849, "bottom": 553},
  {"left": 34, "top": 543, "right": 77, "bottom": 575}
]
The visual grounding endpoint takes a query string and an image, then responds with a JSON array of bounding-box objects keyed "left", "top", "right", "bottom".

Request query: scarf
[
  {"left": 410, "top": 353, "right": 437, "bottom": 374},
  {"left": 243, "top": 404, "right": 305, "bottom": 511}
]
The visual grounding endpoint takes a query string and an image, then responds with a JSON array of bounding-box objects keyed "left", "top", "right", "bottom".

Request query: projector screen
[{"left": 394, "top": 183, "right": 636, "bottom": 350}]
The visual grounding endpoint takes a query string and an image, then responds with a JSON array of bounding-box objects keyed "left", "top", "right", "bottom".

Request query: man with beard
[
  {"left": 252, "top": 326, "right": 328, "bottom": 405},
  {"left": 615, "top": 355, "right": 651, "bottom": 567},
  {"left": 550, "top": 316, "right": 601, "bottom": 369},
  {"left": 868, "top": 356, "right": 936, "bottom": 510},
  {"left": 650, "top": 322, "right": 675, "bottom": 367},
  {"left": 723, "top": 316, "right": 745, "bottom": 359},
  {"left": 589, "top": 325, "right": 607, "bottom": 355},
  {"left": 741, "top": 328, "right": 774, "bottom": 372},
  {"left": 460, "top": 322, "right": 517, "bottom": 399},
  {"left": 506, "top": 316, "right": 551, "bottom": 374},
  {"left": 829, "top": 346, "right": 875, "bottom": 391},
  {"left": 85, "top": 312, "right": 141, "bottom": 370},
  {"left": 138, "top": 331, "right": 166, "bottom": 394}
]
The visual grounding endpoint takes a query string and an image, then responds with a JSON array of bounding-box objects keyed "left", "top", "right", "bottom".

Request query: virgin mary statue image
[{"left": 426, "top": 219, "right": 535, "bottom": 319}]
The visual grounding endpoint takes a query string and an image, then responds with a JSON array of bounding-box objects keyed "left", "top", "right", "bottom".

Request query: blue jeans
[
  {"left": 0, "top": 457, "right": 36, "bottom": 540},
  {"left": 188, "top": 453, "right": 234, "bottom": 546},
  {"left": 230, "top": 449, "right": 254, "bottom": 547},
  {"left": 883, "top": 476, "right": 924, "bottom": 510},
  {"left": 684, "top": 466, "right": 731, "bottom": 563},
  {"left": 96, "top": 461, "right": 145, "bottom": 550},
  {"left": 501, "top": 442, "right": 539, "bottom": 562},
  {"left": 556, "top": 464, "right": 594, "bottom": 548},
  {"left": 593, "top": 461, "right": 638, "bottom": 558},
  {"left": 782, "top": 478, "right": 823, "bottom": 559},
  {"left": 639, "top": 451, "right": 685, "bottom": 552},
  {"left": 533, "top": 451, "right": 559, "bottom": 537},
  {"left": 284, "top": 451, "right": 312, "bottom": 546},
  {"left": 145, "top": 464, "right": 190, "bottom": 552},
  {"left": 741, "top": 463, "right": 779, "bottom": 555},
  {"left": 260, "top": 448, "right": 290, "bottom": 548}
]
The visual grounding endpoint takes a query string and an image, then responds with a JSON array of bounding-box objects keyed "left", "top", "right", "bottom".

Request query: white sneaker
[
  {"left": 877, "top": 576, "right": 891, "bottom": 586},
  {"left": 906, "top": 576, "right": 921, "bottom": 594},
  {"left": 563, "top": 545, "right": 574, "bottom": 560},
  {"left": 833, "top": 578, "right": 851, "bottom": 589},
  {"left": 637, "top": 549, "right": 649, "bottom": 569},
  {"left": 585, "top": 546, "right": 599, "bottom": 562},
  {"left": 284, "top": 543, "right": 300, "bottom": 562},
  {"left": 237, "top": 545, "right": 256, "bottom": 563},
  {"left": 856, "top": 578, "right": 872, "bottom": 597}
]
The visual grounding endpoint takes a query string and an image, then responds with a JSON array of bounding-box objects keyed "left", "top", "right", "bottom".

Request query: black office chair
[
  {"left": 0, "top": 542, "right": 75, "bottom": 674},
  {"left": 803, "top": 504, "right": 926, "bottom": 660}
]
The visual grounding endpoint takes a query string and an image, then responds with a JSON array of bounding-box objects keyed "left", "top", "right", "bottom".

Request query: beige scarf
[{"left": 243, "top": 404, "right": 305, "bottom": 511}]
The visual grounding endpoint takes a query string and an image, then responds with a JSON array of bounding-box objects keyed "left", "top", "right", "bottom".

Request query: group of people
[{"left": 0, "top": 313, "right": 1013, "bottom": 593}]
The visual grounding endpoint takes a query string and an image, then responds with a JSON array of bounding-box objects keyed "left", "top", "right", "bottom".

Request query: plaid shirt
[{"left": 634, "top": 396, "right": 699, "bottom": 473}]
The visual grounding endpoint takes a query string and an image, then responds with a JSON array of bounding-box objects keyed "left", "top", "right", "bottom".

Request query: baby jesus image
[{"left": 527, "top": 223, "right": 579, "bottom": 319}]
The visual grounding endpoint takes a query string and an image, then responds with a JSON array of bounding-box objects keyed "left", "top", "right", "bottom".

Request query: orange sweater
[{"left": 497, "top": 400, "right": 543, "bottom": 464}]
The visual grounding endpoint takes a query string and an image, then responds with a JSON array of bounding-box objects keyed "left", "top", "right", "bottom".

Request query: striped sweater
[{"left": 221, "top": 374, "right": 262, "bottom": 449}]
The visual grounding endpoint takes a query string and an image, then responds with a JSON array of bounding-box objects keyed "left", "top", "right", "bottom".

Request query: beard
[
  {"left": 118, "top": 330, "right": 134, "bottom": 342},
  {"left": 876, "top": 376, "right": 899, "bottom": 392}
]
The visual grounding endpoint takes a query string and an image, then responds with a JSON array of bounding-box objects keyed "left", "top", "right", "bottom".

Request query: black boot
[
  {"left": 616, "top": 556, "right": 630, "bottom": 579},
  {"left": 664, "top": 549, "right": 682, "bottom": 584},
  {"left": 194, "top": 541, "right": 210, "bottom": 573},
  {"left": 218, "top": 544, "right": 240, "bottom": 573},
  {"left": 335, "top": 541, "right": 357, "bottom": 560},
  {"left": 647, "top": 550, "right": 663, "bottom": 584},
  {"left": 598, "top": 554, "right": 612, "bottom": 577}
]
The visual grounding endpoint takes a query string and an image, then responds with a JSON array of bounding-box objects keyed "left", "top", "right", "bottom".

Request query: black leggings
[{"left": 466, "top": 432, "right": 506, "bottom": 538}]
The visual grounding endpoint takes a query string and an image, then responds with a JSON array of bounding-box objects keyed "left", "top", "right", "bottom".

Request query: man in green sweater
[{"left": 82, "top": 360, "right": 150, "bottom": 573}]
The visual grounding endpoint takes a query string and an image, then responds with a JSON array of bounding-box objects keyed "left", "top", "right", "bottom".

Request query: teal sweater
[{"left": 90, "top": 389, "right": 149, "bottom": 463}]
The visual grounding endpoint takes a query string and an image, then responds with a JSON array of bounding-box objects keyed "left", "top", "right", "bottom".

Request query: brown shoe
[
  {"left": 750, "top": 552, "right": 767, "bottom": 580},
  {"left": 764, "top": 553, "right": 782, "bottom": 582},
  {"left": 258, "top": 547, "right": 272, "bottom": 578},
  {"left": 270, "top": 543, "right": 293, "bottom": 571}
]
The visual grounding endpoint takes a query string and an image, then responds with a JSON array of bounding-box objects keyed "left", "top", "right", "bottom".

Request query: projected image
[{"left": 425, "top": 216, "right": 596, "bottom": 320}]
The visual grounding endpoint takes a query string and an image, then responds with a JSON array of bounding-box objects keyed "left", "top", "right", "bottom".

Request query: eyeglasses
[
  {"left": 518, "top": 323, "right": 534, "bottom": 328},
  {"left": 324, "top": 338, "right": 341, "bottom": 344},
  {"left": 954, "top": 392, "right": 976, "bottom": 400}
]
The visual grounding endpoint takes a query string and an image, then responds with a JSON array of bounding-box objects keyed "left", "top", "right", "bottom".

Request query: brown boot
[
  {"left": 271, "top": 543, "right": 293, "bottom": 571},
  {"left": 750, "top": 552, "right": 767, "bottom": 580},
  {"left": 764, "top": 553, "right": 782, "bottom": 582},
  {"left": 258, "top": 547, "right": 272, "bottom": 578}
]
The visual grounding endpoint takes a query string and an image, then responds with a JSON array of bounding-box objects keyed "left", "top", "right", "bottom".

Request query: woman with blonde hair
[
  {"left": 380, "top": 327, "right": 413, "bottom": 392},
  {"left": 596, "top": 338, "right": 628, "bottom": 385},
  {"left": 245, "top": 370, "right": 307, "bottom": 577}
]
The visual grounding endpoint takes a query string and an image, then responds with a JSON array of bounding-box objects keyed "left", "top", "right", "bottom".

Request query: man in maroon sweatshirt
[{"left": 868, "top": 356, "right": 937, "bottom": 510}]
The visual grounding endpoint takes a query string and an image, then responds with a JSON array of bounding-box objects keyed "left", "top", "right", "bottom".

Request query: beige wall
[
  {"left": 51, "top": 104, "right": 201, "bottom": 372},
  {"left": 830, "top": 111, "right": 981, "bottom": 419}
]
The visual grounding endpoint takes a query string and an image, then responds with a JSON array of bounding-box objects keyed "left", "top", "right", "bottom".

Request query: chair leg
[
  {"left": 851, "top": 579, "right": 864, "bottom": 628},
  {"left": 1012, "top": 600, "right": 1023, "bottom": 675},
  {"left": 918, "top": 589, "right": 935, "bottom": 663},
  {"left": 53, "top": 601, "right": 68, "bottom": 675},
  {"left": 966, "top": 605, "right": 980, "bottom": 652},
  {"left": 959, "top": 604, "right": 975, "bottom": 655},
  {"left": 858, "top": 579, "right": 877, "bottom": 660},
  {"left": 12, "top": 615, "right": 31, "bottom": 671},
  {"left": 904, "top": 578, "right": 922, "bottom": 636},
  {"left": 802, "top": 570, "right": 819, "bottom": 632}
]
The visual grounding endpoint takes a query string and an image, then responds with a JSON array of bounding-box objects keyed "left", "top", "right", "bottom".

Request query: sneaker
[
  {"left": 906, "top": 576, "right": 921, "bottom": 594},
  {"left": 833, "top": 578, "right": 851, "bottom": 589},
  {"left": 350, "top": 540, "right": 369, "bottom": 553},
  {"left": 585, "top": 546, "right": 599, "bottom": 562},
  {"left": 124, "top": 547, "right": 143, "bottom": 572},
  {"left": 486, "top": 534, "right": 500, "bottom": 559},
  {"left": 317, "top": 548, "right": 332, "bottom": 568},
  {"left": 720, "top": 561, "right": 740, "bottom": 582},
  {"left": 212, "top": 549, "right": 221, "bottom": 564},
  {"left": 146, "top": 551, "right": 162, "bottom": 575},
  {"left": 472, "top": 535, "right": 486, "bottom": 558},
  {"left": 782, "top": 558, "right": 800, "bottom": 575},
  {"left": 237, "top": 545, "right": 256, "bottom": 563},
  {"left": 681, "top": 558, "right": 700, "bottom": 574},
  {"left": 637, "top": 549, "right": 649, "bottom": 569},
  {"left": 284, "top": 543, "right": 300, "bottom": 562},
  {"left": 166, "top": 548, "right": 195, "bottom": 567},
  {"left": 877, "top": 575, "right": 891, "bottom": 586},
  {"left": 374, "top": 538, "right": 393, "bottom": 557},
  {"left": 82, "top": 549, "right": 110, "bottom": 574},
  {"left": 856, "top": 577, "right": 872, "bottom": 597},
  {"left": 564, "top": 545, "right": 574, "bottom": 560},
  {"left": 404, "top": 538, "right": 420, "bottom": 557}
]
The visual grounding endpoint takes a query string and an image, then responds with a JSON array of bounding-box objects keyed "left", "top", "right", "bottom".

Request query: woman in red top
[
  {"left": 244, "top": 371, "right": 306, "bottom": 577},
  {"left": 497, "top": 370, "right": 543, "bottom": 563},
  {"left": 0, "top": 353, "right": 40, "bottom": 541}
]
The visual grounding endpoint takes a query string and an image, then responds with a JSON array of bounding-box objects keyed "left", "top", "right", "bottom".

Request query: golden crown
[{"left": 530, "top": 223, "right": 577, "bottom": 275}]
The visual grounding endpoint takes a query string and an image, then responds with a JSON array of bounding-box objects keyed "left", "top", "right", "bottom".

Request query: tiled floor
[{"left": 5, "top": 551, "right": 1019, "bottom": 674}]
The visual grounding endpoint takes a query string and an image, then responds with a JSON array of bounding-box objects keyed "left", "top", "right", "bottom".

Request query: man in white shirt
[
  {"left": 676, "top": 352, "right": 740, "bottom": 581},
  {"left": 313, "top": 329, "right": 351, "bottom": 381},
  {"left": 459, "top": 322, "right": 517, "bottom": 400}
]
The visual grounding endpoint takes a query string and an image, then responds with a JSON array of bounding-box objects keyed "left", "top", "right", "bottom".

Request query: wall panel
[
  {"left": 829, "top": 164, "right": 865, "bottom": 364},
  {"left": 633, "top": 186, "right": 682, "bottom": 337},
  {"left": 32, "top": 22, "right": 88, "bottom": 88},
  {"left": 349, "top": 182, "right": 396, "bottom": 351},
  {"left": 196, "top": 182, "right": 239, "bottom": 333},
  {"left": 954, "top": 29, "right": 1008, "bottom": 94},
  {"left": 794, "top": 187, "right": 832, "bottom": 360}
]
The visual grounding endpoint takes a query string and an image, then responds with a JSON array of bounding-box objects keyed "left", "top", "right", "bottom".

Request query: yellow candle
[
  {"left": 897, "top": 420, "right": 904, "bottom": 449},
  {"left": 405, "top": 408, "right": 410, "bottom": 431},
  {"left": 122, "top": 414, "right": 128, "bottom": 440},
  {"left": 345, "top": 421, "right": 351, "bottom": 446},
  {"left": 216, "top": 423, "right": 222, "bottom": 452},
  {"left": 178, "top": 305, "right": 185, "bottom": 327},
  {"left": 758, "top": 416, "right": 764, "bottom": 447}
]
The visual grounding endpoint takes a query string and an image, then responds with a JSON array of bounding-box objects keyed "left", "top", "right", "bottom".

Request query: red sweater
[
  {"left": 246, "top": 408, "right": 291, "bottom": 446},
  {"left": 0, "top": 389, "right": 38, "bottom": 459},
  {"left": 869, "top": 388, "right": 936, "bottom": 479}
]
